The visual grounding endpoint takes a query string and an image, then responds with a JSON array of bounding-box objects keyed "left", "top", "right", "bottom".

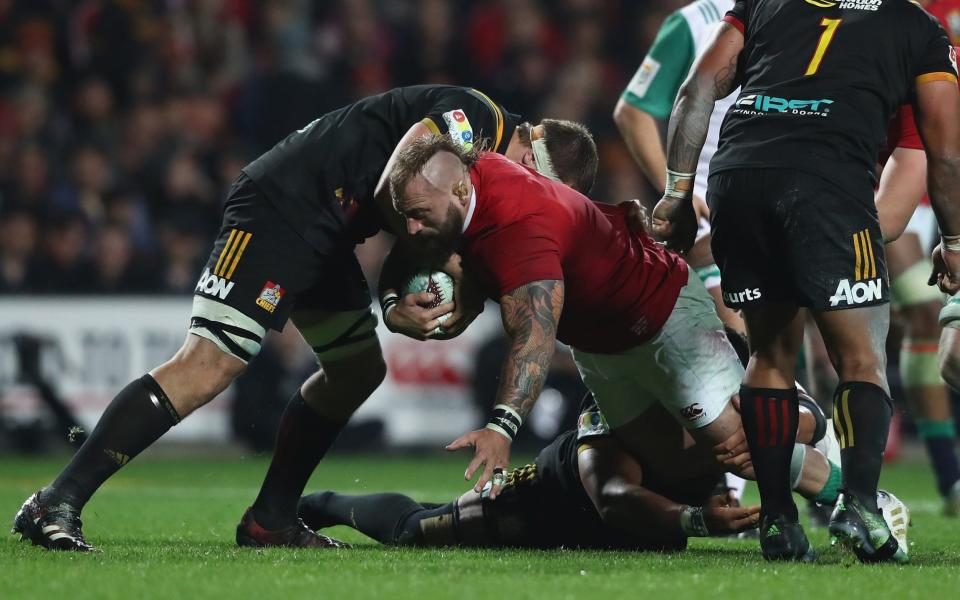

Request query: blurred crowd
[{"left": 0, "top": 0, "right": 688, "bottom": 295}]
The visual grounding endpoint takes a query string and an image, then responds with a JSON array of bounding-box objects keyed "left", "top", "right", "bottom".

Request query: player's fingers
[
  {"left": 410, "top": 292, "right": 436, "bottom": 306},
  {"left": 445, "top": 434, "right": 474, "bottom": 452},
  {"left": 475, "top": 460, "right": 495, "bottom": 495},
  {"left": 426, "top": 302, "right": 456, "bottom": 320},
  {"left": 465, "top": 453, "right": 486, "bottom": 485}
]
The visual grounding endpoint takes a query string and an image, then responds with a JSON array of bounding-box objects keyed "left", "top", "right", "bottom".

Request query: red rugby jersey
[{"left": 461, "top": 153, "right": 688, "bottom": 354}]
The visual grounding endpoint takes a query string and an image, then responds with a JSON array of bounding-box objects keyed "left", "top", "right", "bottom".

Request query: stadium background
[{"left": 0, "top": 0, "right": 948, "bottom": 460}]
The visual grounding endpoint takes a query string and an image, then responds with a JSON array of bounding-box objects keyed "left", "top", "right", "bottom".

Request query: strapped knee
[
  {"left": 189, "top": 296, "right": 265, "bottom": 362},
  {"left": 299, "top": 309, "right": 380, "bottom": 363}
]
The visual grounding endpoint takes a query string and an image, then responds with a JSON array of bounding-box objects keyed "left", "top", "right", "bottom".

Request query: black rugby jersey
[
  {"left": 242, "top": 85, "right": 519, "bottom": 253},
  {"left": 711, "top": 0, "right": 957, "bottom": 195}
]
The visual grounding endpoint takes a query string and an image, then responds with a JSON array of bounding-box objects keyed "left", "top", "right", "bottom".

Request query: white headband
[{"left": 531, "top": 137, "right": 560, "bottom": 182}]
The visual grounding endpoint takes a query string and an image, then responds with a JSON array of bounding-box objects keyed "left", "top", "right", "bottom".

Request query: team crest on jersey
[
  {"left": 443, "top": 109, "right": 475, "bottom": 150},
  {"left": 255, "top": 281, "right": 285, "bottom": 313}
]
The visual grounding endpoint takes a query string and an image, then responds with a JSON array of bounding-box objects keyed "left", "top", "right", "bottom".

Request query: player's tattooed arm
[
  {"left": 666, "top": 22, "right": 742, "bottom": 173},
  {"left": 496, "top": 279, "right": 565, "bottom": 419}
]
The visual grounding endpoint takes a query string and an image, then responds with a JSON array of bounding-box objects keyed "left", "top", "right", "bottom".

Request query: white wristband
[
  {"left": 665, "top": 169, "right": 695, "bottom": 200},
  {"left": 943, "top": 234, "right": 960, "bottom": 253}
]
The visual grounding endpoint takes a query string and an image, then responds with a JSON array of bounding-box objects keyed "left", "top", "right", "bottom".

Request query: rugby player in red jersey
[{"left": 381, "top": 136, "right": 842, "bottom": 526}]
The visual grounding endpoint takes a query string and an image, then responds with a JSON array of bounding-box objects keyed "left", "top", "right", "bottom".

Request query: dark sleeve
[
  {"left": 914, "top": 16, "right": 959, "bottom": 84},
  {"left": 420, "top": 88, "right": 508, "bottom": 152},
  {"left": 724, "top": 0, "right": 748, "bottom": 36}
]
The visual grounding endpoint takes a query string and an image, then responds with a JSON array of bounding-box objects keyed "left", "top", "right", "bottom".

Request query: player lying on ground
[
  {"left": 380, "top": 136, "right": 842, "bottom": 552},
  {"left": 298, "top": 384, "right": 845, "bottom": 550},
  {"left": 653, "top": 0, "right": 960, "bottom": 563},
  {"left": 874, "top": 81, "right": 960, "bottom": 516},
  {"left": 12, "top": 85, "right": 598, "bottom": 552}
]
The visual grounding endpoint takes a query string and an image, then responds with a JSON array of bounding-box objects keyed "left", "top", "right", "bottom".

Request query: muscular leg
[
  {"left": 44, "top": 335, "right": 245, "bottom": 509},
  {"left": 813, "top": 304, "right": 890, "bottom": 512},
  {"left": 734, "top": 303, "right": 807, "bottom": 522},
  {"left": 299, "top": 491, "right": 455, "bottom": 546},
  {"left": 249, "top": 309, "right": 386, "bottom": 529}
]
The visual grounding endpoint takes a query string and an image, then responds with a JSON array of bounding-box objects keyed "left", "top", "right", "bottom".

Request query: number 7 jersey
[{"left": 711, "top": 0, "right": 958, "bottom": 197}]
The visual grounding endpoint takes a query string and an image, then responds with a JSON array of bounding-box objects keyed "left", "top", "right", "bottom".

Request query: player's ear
[{"left": 521, "top": 148, "right": 536, "bottom": 169}]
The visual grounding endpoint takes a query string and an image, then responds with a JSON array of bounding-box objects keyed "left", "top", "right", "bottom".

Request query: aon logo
[
  {"left": 829, "top": 278, "right": 882, "bottom": 307},
  {"left": 195, "top": 268, "right": 235, "bottom": 300}
]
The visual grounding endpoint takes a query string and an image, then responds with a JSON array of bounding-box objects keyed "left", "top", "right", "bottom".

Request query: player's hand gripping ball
[{"left": 402, "top": 271, "right": 455, "bottom": 335}]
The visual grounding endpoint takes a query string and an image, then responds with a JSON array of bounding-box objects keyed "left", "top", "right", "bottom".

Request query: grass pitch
[{"left": 2, "top": 453, "right": 960, "bottom": 599}]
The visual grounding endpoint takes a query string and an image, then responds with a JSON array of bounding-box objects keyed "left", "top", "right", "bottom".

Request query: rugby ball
[{"left": 402, "top": 271, "right": 455, "bottom": 332}]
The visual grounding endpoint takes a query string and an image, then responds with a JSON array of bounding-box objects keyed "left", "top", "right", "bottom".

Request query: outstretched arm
[
  {"left": 653, "top": 22, "right": 743, "bottom": 252},
  {"left": 578, "top": 436, "right": 760, "bottom": 545},
  {"left": 446, "top": 280, "right": 564, "bottom": 499}
]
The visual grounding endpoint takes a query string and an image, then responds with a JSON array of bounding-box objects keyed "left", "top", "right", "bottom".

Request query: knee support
[
  {"left": 891, "top": 260, "right": 944, "bottom": 309},
  {"left": 189, "top": 296, "right": 265, "bottom": 362},
  {"left": 900, "top": 339, "right": 945, "bottom": 387},
  {"left": 298, "top": 309, "right": 379, "bottom": 362}
]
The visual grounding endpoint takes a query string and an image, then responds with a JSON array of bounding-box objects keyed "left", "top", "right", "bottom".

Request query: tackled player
[{"left": 12, "top": 85, "right": 597, "bottom": 552}]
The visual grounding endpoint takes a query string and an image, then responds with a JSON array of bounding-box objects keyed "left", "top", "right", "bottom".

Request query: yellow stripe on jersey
[
  {"left": 225, "top": 232, "right": 252, "bottom": 279},
  {"left": 853, "top": 231, "right": 862, "bottom": 281},
  {"left": 421, "top": 117, "right": 441, "bottom": 135},
  {"left": 865, "top": 230, "right": 877, "bottom": 279},
  {"left": 214, "top": 229, "right": 238, "bottom": 276},
  {"left": 917, "top": 72, "right": 959, "bottom": 85},
  {"left": 219, "top": 229, "right": 245, "bottom": 277},
  {"left": 471, "top": 88, "right": 505, "bottom": 151}
]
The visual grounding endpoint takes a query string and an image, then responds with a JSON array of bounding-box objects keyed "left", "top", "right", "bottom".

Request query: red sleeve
[
  {"left": 894, "top": 105, "right": 924, "bottom": 151},
  {"left": 723, "top": 15, "right": 745, "bottom": 35},
  {"left": 725, "top": 0, "right": 748, "bottom": 35},
  {"left": 472, "top": 219, "right": 564, "bottom": 297}
]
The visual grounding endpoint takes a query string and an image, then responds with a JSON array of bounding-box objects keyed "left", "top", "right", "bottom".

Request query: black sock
[
  {"left": 833, "top": 381, "right": 892, "bottom": 513},
  {"left": 740, "top": 386, "right": 800, "bottom": 521},
  {"left": 46, "top": 375, "right": 180, "bottom": 509},
  {"left": 299, "top": 491, "right": 453, "bottom": 546},
  {"left": 251, "top": 391, "right": 343, "bottom": 529}
]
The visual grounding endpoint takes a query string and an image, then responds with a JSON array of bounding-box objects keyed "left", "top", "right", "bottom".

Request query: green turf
[{"left": 2, "top": 453, "right": 960, "bottom": 599}]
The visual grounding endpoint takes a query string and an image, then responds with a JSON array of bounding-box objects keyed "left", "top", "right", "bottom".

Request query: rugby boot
[
  {"left": 11, "top": 490, "right": 95, "bottom": 551},
  {"left": 236, "top": 507, "right": 349, "bottom": 548},
  {"left": 829, "top": 491, "right": 908, "bottom": 563},
  {"left": 759, "top": 514, "right": 816, "bottom": 562}
]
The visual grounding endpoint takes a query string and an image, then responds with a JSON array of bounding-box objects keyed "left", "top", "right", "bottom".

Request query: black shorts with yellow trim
[
  {"left": 195, "top": 174, "right": 372, "bottom": 334},
  {"left": 708, "top": 168, "right": 889, "bottom": 311}
]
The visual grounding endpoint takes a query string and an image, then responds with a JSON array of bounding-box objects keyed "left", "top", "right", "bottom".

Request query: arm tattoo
[
  {"left": 666, "top": 27, "right": 740, "bottom": 174},
  {"left": 495, "top": 280, "right": 564, "bottom": 420}
]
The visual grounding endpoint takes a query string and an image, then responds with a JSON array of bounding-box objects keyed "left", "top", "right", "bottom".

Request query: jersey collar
[{"left": 462, "top": 187, "right": 477, "bottom": 233}]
